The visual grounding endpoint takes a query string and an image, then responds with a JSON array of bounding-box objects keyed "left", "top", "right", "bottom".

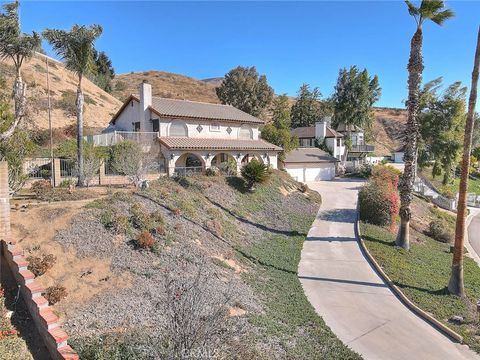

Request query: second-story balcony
[
  {"left": 85, "top": 131, "right": 159, "bottom": 146},
  {"left": 349, "top": 144, "right": 375, "bottom": 153}
]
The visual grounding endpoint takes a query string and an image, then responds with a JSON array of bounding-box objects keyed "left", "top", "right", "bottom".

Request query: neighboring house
[
  {"left": 280, "top": 147, "right": 338, "bottom": 182},
  {"left": 290, "top": 118, "right": 374, "bottom": 164},
  {"left": 103, "top": 81, "right": 281, "bottom": 176}
]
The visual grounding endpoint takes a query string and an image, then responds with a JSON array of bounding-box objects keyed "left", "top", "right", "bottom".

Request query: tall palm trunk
[
  {"left": 0, "top": 68, "right": 26, "bottom": 141},
  {"left": 76, "top": 75, "right": 85, "bottom": 187},
  {"left": 448, "top": 27, "right": 480, "bottom": 297},
  {"left": 396, "top": 27, "right": 424, "bottom": 251}
]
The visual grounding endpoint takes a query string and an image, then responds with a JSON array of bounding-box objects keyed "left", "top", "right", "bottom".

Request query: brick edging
[
  {"left": 354, "top": 206, "right": 464, "bottom": 344},
  {"left": 1, "top": 240, "right": 78, "bottom": 360}
]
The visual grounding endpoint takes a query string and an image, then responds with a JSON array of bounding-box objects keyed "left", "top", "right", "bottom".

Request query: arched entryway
[
  {"left": 211, "top": 153, "right": 237, "bottom": 175},
  {"left": 240, "top": 154, "right": 271, "bottom": 170},
  {"left": 175, "top": 153, "right": 204, "bottom": 176}
]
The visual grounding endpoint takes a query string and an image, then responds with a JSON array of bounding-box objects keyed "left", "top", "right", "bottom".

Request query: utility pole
[{"left": 46, "top": 56, "right": 54, "bottom": 187}]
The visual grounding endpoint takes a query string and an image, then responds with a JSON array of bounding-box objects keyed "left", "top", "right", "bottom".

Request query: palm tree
[
  {"left": 448, "top": 27, "right": 480, "bottom": 297},
  {"left": 396, "top": 0, "right": 454, "bottom": 250},
  {"left": 0, "top": 1, "right": 41, "bottom": 141},
  {"left": 43, "top": 25, "right": 103, "bottom": 186}
]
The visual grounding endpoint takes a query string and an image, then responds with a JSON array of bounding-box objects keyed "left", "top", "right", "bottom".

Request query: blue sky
[{"left": 13, "top": 1, "right": 480, "bottom": 109}]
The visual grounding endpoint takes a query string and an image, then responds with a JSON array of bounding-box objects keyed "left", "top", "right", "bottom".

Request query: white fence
[
  {"left": 85, "top": 131, "right": 159, "bottom": 146},
  {"left": 413, "top": 177, "right": 457, "bottom": 211}
]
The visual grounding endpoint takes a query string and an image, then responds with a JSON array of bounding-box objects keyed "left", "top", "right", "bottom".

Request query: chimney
[
  {"left": 315, "top": 118, "right": 328, "bottom": 139},
  {"left": 139, "top": 80, "right": 152, "bottom": 131}
]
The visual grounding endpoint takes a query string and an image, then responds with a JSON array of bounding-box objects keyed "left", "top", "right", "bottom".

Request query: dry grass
[
  {"left": 1, "top": 54, "right": 122, "bottom": 130},
  {"left": 112, "top": 71, "right": 219, "bottom": 103}
]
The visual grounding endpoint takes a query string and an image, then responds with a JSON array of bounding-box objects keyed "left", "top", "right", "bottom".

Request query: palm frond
[
  {"left": 430, "top": 9, "right": 455, "bottom": 25},
  {"left": 405, "top": 0, "right": 420, "bottom": 17},
  {"left": 44, "top": 24, "right": 103, "bottom": 79}
]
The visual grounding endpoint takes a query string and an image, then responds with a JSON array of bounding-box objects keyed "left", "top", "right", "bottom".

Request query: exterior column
[
  {"left": 0, "top": 162, "right": 11, "bottom": 243},
  {"left": 53, "top": 158, "right": 61, "bottom": 187},
  {"left": 99, "top": 161, "right": 106, "bottom": 185}
]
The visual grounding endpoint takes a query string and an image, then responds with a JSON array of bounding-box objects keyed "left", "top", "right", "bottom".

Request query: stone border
[
  {"left": 354, "top": 207, "right": 464, "bottom": 344},
  {"left": 0, "top": 161, "right": 78, "bottom": 359},
  {"left": 1, "top": 240, "right": 79, "bottom": 360}
]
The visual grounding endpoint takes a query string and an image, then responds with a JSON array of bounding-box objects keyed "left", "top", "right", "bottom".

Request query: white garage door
[{"left": 285, "top": 164, "right": 335, "bottom": 182}]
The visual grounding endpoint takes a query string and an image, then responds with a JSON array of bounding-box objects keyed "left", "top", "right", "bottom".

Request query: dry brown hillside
[
  {"left": 372, "top": 107, "right": 407, "bottom": 156},
  {"left": 112, "top": 70, "right": 219, "bottom": 103},
  {"left": 111, "top": 70, "right": 406, "bottom": 156},
  {"left": 0, "top": 53, "right": 122, "bottom": 132}
]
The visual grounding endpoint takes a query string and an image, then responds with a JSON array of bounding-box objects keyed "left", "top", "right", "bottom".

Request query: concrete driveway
[{"left": 298, "top": 179, "right": 478, "bottom": 360}]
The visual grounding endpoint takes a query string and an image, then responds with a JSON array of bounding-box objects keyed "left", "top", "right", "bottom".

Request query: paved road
[
  {"left": 468, "top": 209, "right": 480, "bottom": 261},
  {"left": 298, "top": 179, "right": 478, "bottom": 360}
]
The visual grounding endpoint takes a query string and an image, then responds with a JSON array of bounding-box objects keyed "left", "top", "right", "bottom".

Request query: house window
[
  {"left": 169, "top": 121, "right": 188, "bottom": 137},
  {"left": 336, "top": 138, "right": 341, "bottom": 147},
  {"left": 152, "top": 119, "right": 159, "bottom": 133},
  {"left": 210, "top": 123, "right": 221, "bottom": 132},
  {"left": 300, "top": 138, "right": 314, "bottom": 147},
  {"left": 239, "top": 125, "right": 253, "bottom": 139},
  {"left": 133, "top": 122, "right": 140, "bottom": 132}
]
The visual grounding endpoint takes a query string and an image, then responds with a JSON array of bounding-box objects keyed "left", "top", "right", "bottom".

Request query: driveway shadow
[
  {"left": 318, "top": 208, "right": 356, "bottom": 223},
  {"left": 306, "top": 236, "right": 357, "bottom": 242},
  {"left": 298, "top": 275, "right": 387, "bottom": 288}
]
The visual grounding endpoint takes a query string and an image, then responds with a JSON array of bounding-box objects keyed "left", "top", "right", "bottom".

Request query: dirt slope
[
  {"left": 1, "top": 53, "right": 122, "bottom": 131},
  {"left": 112, "top": 70, "right": 220, "bottom": 103},
  {"left": 372, "top": 107, "right": 407, "bottom": 156}
]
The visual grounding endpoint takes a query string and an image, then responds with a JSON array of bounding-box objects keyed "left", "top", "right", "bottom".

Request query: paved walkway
[{"left": 298, "top": 179, "right": 479, "bottom": 360}]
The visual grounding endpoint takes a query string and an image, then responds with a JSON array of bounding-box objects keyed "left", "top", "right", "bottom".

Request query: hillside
[
  {"left": 0, "top": 53, "right": 122, "bottom": 132},
  {"left": 11, "top": 172, "right": 360, "bottom": 359},
  {"left": 112, "top": 70, "right": 406, "bottom": 156},
  {"left": 112, "top": 70, "right": 220, "bottom": 103}
]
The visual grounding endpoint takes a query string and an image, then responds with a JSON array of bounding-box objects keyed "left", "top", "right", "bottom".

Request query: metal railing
[
  {"left": 349, "top": 144, "right": 375, "bottom": 152},
  {"left": 24, "top": 158, "right": 52, "bottom": 179},
  {"left": 60, "top": 159, "right": 76, "bottom": 178},
  {"left": 85, "top": 131, "right": 159, "bottom": 146},
  {"left": 173, "top": 166, "right": 203, "bottom": 177}
]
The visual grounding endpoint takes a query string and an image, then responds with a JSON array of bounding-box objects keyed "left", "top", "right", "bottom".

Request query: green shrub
[
  {"left": 129, "top": 203, "right": 153, "bottom": 231},
  {"left": 359, "top": 165, "right": 400, "bottom": 226},
  {"left": 59, "top": 179, "right": 77, "bottom": 188},
  {"left": 100, "top": 209, "right": 116, "bottom": 229},
  {"left": 241, "top": 159, "right": 269, "bottom": 189},
  {"left": 427, "top": 220, "right": 454, "bottom": 243},
  {"left": 205, "top": 167, "right": 217, "bottom": 176}
]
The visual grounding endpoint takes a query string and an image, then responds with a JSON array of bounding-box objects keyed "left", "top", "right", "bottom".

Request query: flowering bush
[
  {"left": 137, "top": 230, "right": 156, "bottom": 250},
  {"left": 359, "top": 165, "right": 400, "bottom": 227}
]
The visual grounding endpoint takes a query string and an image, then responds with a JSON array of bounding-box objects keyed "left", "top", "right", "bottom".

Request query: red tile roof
[{"left": 158, "top": 137, "right": 282, "bottom": 151}]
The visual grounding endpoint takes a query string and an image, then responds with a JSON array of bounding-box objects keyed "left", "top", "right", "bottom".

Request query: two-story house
[
  {"left": 290, "top": 118, "right": 374, "bottom": 164},
  {"left": 105, "top": 81, "right": 281, "bottom": 176}
]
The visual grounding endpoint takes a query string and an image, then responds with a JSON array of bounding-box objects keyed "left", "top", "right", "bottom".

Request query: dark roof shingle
[
  {"left": 282, "top": 147, "right": 338, "bottom": 163},
  {"left": 150, "top": 97, "right": 263, "bottom": 124}
]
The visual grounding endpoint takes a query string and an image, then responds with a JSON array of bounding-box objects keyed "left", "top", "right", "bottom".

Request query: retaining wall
[{"left": 0, "top": 161, "right": 78, "bottom": 360}]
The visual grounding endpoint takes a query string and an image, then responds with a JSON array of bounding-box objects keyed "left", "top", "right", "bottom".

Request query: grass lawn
[
  {"left": 360, "top": 221, "right": 480, "bottom": 353},
  {"left": 420, "top": 167, "right": 480, "bottom": 197}
]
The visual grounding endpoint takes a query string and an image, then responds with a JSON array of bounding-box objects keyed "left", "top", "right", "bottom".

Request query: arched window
[
  {"left": 169, "top": 121, "right": 188, "bottom": 137},
  {"left": 238, "top": 125, "right": 253, "bottom": 139}
]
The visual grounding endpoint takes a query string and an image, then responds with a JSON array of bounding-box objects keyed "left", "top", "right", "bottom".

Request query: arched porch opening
[
  {"left": 174, "top": 153, "right": 204, "bottom": 176},
  {"left": 211, "top": 153, "right": 237, "bottom": 175}
]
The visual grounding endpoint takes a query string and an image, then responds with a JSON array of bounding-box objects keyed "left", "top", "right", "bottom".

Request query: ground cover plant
[
  {"left": 360, "top": 195, "right": 480, "bottom": 353},
  {"left": 48, "top": 170, "right": 360, "bottom": 359}
]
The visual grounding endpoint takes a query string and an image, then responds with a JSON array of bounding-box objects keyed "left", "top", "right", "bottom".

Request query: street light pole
[{"left": 46, "top": 56, "right": 54, "bottom": 187}]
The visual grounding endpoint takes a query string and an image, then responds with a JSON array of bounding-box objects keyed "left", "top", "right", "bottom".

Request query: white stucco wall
[
  {"left": 114, "top": 99, "right": 141, "bottom": 131},
  {"left": 113, "top": 100, "right": 260, "bottom": 140}
]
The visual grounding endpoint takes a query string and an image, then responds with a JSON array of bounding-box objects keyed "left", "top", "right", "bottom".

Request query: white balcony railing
[{"left": 85, "top": 131, "right": 159, "bottom": 146}]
